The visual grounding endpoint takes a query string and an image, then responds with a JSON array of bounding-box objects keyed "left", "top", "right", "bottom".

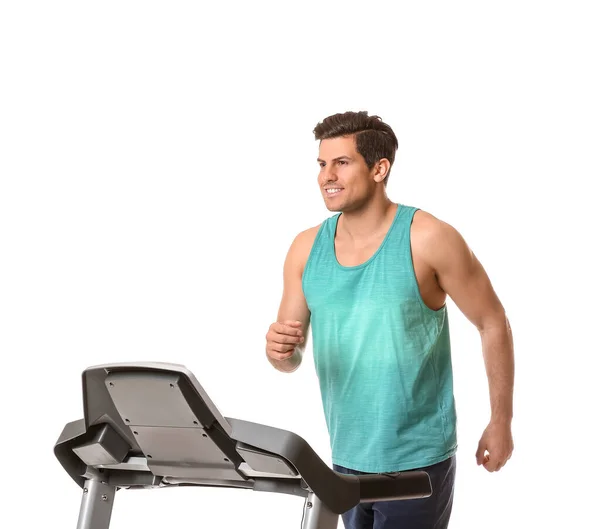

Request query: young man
[{"left": 265, "top": 111, "right": 514, "bottom": 529}]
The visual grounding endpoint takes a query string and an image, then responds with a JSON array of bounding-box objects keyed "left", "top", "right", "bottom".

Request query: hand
[
  {"left": 476, "top": 420, "right": 514, "bottom": 472},
  {"left": 265, "top": 320, "right": 305, "bottom": 361}
]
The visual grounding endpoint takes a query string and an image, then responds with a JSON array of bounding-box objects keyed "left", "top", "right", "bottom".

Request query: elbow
[{"left": 478, "top": 311, "right": 511, "bottom": 335}]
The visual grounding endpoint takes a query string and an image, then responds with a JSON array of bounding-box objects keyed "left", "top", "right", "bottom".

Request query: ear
[{"left": 373, "top": 159, "right": 391, "bottom": 183}]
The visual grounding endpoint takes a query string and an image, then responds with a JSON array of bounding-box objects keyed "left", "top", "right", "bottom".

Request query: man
[{"left": 265, "top": 111, "right": 514, "bottom": 529}]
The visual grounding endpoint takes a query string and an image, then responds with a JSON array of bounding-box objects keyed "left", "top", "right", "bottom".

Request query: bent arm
[
  {"left": 419, "top": 213, "right": 514, "bottom": 423},
  {"left": 267, "top": 229, "right": 314, "bottom": 373}
]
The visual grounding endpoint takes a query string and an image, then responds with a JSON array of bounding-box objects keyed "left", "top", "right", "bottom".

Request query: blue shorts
[{"left": 333, "top": 456, "right": 456, "bottom": 529}]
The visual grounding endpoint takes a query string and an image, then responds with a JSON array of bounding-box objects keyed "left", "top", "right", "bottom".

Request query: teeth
[{"left": 326, "top": 189, "right": 342, "bottom": 194}]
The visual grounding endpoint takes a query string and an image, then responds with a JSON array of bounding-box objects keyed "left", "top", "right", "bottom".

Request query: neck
[{"left": 337, "top": 194, "right": 397, "bottom": 242}]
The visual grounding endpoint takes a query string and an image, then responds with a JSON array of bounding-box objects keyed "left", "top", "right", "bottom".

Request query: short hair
[{"left": 313, "top": 111, "right": 399, "bottom": 184}]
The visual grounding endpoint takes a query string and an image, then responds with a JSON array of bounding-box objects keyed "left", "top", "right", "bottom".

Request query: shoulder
[
  {"left": 411, "top": 209, "right": 471, "bottom": 268},
  {"left": 285, "top": 223, "right": 322, "bottom": 272},
  {"left": 293, "top": 223, "right": 322, "bottom": 248},
  {"left": 410, "top": 209, "right": 451, "bottom": 238}
]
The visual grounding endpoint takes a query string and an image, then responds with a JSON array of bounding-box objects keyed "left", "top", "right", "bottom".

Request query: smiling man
[{"left": 265, "top": 111, "right": 514, "bottom": 529}]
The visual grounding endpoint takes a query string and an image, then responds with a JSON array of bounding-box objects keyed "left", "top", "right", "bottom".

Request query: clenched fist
[{"left": 266, "top": 320, "right": 305, "bottom": 361}]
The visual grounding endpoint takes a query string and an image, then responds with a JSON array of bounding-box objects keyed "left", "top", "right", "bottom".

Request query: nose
[{"left": 320, "top": 164, "right": 338, "bottom": 184}]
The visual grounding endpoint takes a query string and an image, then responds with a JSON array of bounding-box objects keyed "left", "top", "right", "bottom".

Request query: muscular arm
[
  {"left": 266, "top": 229, "right": 314, "bottom": 373},
  {"left": 416, "top": 212, "right": 514, "bottom": 423}
]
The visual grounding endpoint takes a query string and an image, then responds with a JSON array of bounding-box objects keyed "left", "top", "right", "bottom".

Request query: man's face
[{"left": 317, "top": 136, "right": 374, "bottom": 212}]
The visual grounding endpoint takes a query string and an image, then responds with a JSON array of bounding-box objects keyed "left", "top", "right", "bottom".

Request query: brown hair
[{"left": 313, "top": 111, "right": 398, "bottom": 184}]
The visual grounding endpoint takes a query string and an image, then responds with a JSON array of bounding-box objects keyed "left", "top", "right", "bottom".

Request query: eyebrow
[{"left": 316, "top": 155, "right": 352, "bottom": 163}]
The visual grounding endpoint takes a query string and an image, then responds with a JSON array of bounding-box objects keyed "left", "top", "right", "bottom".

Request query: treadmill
[{"left": 54, "top": 362, "right": 432, "bottom": 528}]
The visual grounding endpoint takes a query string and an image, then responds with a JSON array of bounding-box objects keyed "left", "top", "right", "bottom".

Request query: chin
[{"left": 324, "top": 202, "right": 342, "bottom": 212}]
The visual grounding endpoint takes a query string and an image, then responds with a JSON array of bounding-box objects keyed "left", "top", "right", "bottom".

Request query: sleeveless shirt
[{"left": 301, "top": 204, "right": 457, "bottom": 472}]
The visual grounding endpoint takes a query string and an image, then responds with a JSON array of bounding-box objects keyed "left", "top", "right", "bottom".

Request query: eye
[{"left": 337, "top": 160, "right": 347, "bottom": 165}]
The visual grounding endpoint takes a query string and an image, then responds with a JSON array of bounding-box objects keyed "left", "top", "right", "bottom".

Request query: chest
[
  {"left": 334, "top": 234, "right": 387, "bottom": 267},
  {"left": 307, "top": 234, "right": 442, "bottom": 312}
]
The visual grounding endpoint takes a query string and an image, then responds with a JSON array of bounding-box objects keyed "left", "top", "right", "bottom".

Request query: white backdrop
[{"left": 1, "top": 1, "right": 598, "bottom": 528}]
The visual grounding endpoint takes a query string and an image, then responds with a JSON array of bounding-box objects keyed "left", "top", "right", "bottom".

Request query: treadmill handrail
[{"left": 227, "top": 418, "right": 431, "bottom": 514}]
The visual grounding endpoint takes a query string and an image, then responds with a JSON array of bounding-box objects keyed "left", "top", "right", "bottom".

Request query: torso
[{"left": 299, "top": 209, "right": 446, "bottom": 311}]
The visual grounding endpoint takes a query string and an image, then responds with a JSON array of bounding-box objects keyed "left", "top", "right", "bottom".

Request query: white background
[{"left": 1, "top": 1, "right": 598, "bottom": 528}]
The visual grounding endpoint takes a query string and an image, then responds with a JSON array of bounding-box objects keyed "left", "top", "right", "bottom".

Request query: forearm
[
  {"left": 480, "top": 316, "right": 514, "bottom": 423},
  {"left": 266, "top": 346, "right": 303, "bottom": 373}
]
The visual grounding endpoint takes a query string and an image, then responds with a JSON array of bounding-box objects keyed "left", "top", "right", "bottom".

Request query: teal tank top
[{"left": 302, "top": 204, "right": 457, "bottom": 473}]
